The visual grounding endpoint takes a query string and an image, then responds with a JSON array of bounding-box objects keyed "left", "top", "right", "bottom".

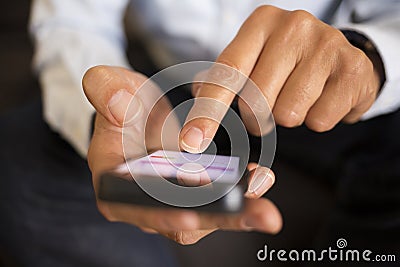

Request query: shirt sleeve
[
  {"left": 29, "top": 0, "right": 131, "bottom": 157},
  {"left": 333, "top": 0, "right": 400, "bottom": 120}
]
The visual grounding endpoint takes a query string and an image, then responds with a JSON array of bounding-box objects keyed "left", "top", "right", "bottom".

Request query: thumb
[{"left": 83, "top": 66, "right": 146, "bottom": 126}]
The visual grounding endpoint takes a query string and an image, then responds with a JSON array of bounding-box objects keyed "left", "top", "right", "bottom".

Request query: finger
[
  {"left": 244, "top": 166, "right": 275, "bottom": 199},
  {"left": 272, "top": 56, "right": 331, "bottom": 127},
  {"left": 342, "top": 70, "right": 379, "bottom": 124},
  {"left": 240, "top": 36, "right": 297, "bottom": 135},
  {"left": 139, "top": 227, "right": 159, "bottom": 234},
  {"left": 342, "top": 96, "right": 375, "bottom": 124},
  {"left": 191, "top": 70, "right": 208, "bottom": 97},
  {"left": 239, "top": 9, "right": 313, "bottom": 136},
  {"left": 305, "top": 76, "right": 353, "bottom": 132},
  {"left": 161, "top": 229, "right": 217, "bottom": 245},
  {"left": 179, "top": 7, "right": 283, "bottom": 153},
  {"left": 84, "top": 65, "right": 179, "bottom": 158},
  {"left": 247, "top": 162, "right": 258, "bottom": 171},
  {"left": 198, "top": 198, "right": 282, "bottom": 234},
  {"left": 99, "top": 202, "right": 201, "bottom": 233},
  {"left": 179, "top": 96, "right": 233, "bottom": 153},
  {"left": 241, "top": 198, "right": 282, "bottom": 234},
  {"left": 308, "top": 47, "right": 377, "bottom": 128},
  {"left": 237, "top": 81, "right": 275, "bottom": 136},
  {"left": 88, "top": 114, "right": 126, "bottom": 187},
  {"left": 83, "top": 66, "right": 148, "bottom": 126}
]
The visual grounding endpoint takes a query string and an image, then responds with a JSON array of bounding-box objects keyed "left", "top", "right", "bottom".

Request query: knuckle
[
  {"left": 207, "top": 61, "right": 243, "bottom": 93},
  {"left": 365, "top": 82, "right": 378, "bottom": 99},
  {"left": 293, "top": 83, "right": 315, "bottom": 103},
  {"left": 305, "top": 116, "right": 333, "bottom": 132},
  {"left": 244, "top": 5, "right": 283, "bottom": 42},
  {"left": 353, "top": 51, "right": 370, "bottom": 73},
  {"left": 173, "top": 231, "right": 200, "bottom": 246},
  {"left": 274, "top": 110, "right": 303, "bottom": 128},
  {"left": 357, "top": 76, "right": 378, "bottom": 104},
  {"left": 318, "top": 29, "right": 345, "bottom": 52},
  {"left": 341, "top": 48, "right": 370, "bottom": 77},
  {"left": 251, "top": 5, "right": 280, "bottom": 19},
  {"left": 241, "top": 95, "right": 270, "bottom": 115},
  {"left": 216, "top": 59, "right": 241, "bottom": 75},
  {"left": 291, "top": 9, "right": 313, "bottom": 20},
  {"left": 288, "top": 9, "right": 315, "bottom": 30},
  {"left": 342, "top": 115, "right": 361, "bottom": 124}
]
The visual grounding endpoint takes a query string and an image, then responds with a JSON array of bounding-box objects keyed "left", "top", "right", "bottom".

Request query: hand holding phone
[{"left": 83, "top": 65, "right": 282, "bottom": 244}]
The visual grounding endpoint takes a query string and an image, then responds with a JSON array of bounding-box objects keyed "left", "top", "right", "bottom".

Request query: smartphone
[{"left": 98, "top": 150, "right": 248, "bottom": 213}]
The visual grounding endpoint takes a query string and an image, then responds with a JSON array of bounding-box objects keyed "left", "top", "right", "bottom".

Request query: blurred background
[{"left": 0, "top": 1, "right": 40, "bottom": 114}]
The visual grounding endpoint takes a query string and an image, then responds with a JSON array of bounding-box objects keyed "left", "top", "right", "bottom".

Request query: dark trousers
[{"left": 0, "top": 100, "right": 178, "bottom": 267}]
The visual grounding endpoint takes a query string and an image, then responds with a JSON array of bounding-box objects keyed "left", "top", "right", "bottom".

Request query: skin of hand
[
  {"left": 83, "top": 66, "right": 282, "bottom": 245},
  {"left": 180, "top": 5, "right": 381, "bottom": 153}
]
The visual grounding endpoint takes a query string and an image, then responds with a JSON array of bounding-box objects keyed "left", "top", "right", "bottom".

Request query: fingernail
[
  {"left": 181, "top": 127, "right": 204, "bottom": 153},
  {"left": 247, "top": 171, "right": 273, "bottom": 196},
  {"left": 108, "top": 89, "right": 142, "bottom": 125}
]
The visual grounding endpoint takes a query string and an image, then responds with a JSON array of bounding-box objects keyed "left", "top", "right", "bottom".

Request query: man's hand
[
  {"left": 180, "top": 5, "right": 381, "bottom": 153},
  {"left": 83, "top": 66, "right": 282, "bottom": 245}
]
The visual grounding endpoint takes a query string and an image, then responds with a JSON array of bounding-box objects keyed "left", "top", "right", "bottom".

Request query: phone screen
[{"left": 116, "top": 150, "right": 240, "bottom": 184}]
